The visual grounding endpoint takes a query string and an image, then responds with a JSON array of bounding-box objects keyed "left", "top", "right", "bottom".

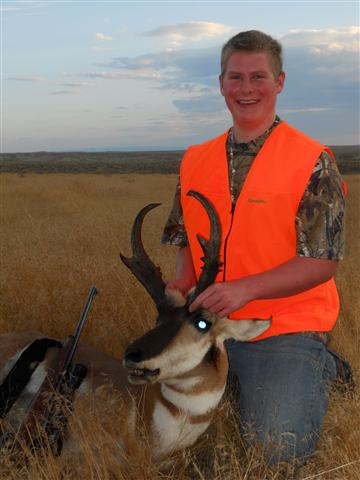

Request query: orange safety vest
[{"left": 180, "top": 121, "right": 343, "bottom": 340}]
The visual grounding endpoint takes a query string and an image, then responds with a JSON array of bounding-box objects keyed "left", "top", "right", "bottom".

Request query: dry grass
[{"left": 0, "top": 173, "right": 359, "bottom": 479}]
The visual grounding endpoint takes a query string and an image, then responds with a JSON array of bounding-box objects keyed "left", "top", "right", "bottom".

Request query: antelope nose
[{"left": 124, "top": 347, "right": 143, "bottom": 364}]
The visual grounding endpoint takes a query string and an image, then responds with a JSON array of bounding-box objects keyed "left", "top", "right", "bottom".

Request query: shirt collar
[{"left": 228, "top": 116, "right": 281, "bottom": 153}]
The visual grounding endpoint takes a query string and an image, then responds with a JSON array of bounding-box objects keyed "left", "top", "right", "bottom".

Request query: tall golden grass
[{"left": 0, "top": 173, "right": 359, "bottom": 479}]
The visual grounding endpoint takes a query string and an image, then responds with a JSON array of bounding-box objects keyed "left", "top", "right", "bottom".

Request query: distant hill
[
  {"left": 0, "top": 145, "right": 358, "bottom": 174},
  {"left": 330, "top": 145, "right": 360, "bottom": 174},
  {"left": 0, "top": 151, "right": 183, "bottom": 175}
]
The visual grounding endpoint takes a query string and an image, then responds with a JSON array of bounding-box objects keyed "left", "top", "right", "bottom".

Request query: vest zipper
[{"left": 222, "top": 202, "right": 236, "bottom": 281}]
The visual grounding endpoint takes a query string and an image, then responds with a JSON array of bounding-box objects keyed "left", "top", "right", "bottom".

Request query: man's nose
[{"left": 240, "top": 78, "right": 254, "bottom": 95}]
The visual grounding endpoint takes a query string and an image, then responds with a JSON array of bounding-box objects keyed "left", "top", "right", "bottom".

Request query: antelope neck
[
  {"left": 160, "top": 381, "right": 225, "bottom": 418},
  {"left": 157, "top": 360, "right": 228, "bottom": 418}
]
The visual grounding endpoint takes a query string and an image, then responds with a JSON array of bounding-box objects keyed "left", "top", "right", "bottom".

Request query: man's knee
[
  {"left": 241, "top": 421, "right": 320, "bottom": 465},
  {"left": 226, "top": 335, "right": 337, "bottom": 465}
]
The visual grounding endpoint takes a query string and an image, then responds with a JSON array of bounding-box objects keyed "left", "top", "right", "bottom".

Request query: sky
[{"left": 1, "top": 0, "right": 359, "bottom": 152}]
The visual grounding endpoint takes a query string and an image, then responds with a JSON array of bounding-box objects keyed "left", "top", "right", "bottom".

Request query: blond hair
[{"left": 220, "top": 30, "right": 283, "bottom": 78}]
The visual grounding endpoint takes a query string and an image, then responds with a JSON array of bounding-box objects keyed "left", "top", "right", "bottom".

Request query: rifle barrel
[
  {"left": 62, "top": 285, "right": 98, "bottom": 371},
  {"left": 74, "top": 286, "right": 97, "bottom": 340}
]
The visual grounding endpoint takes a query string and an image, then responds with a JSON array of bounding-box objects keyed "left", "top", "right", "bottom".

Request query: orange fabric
[{"left": 180, "top": 121, "right": 342, "bottom": 340}]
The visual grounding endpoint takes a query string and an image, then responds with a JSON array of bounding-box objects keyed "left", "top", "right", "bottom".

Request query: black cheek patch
[{"left": 125, "top": 318, "right": 183, "bottom": 363}]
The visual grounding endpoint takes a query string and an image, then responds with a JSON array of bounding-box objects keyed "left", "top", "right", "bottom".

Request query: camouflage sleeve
[
  {"left": 161, "top": 179, "right": 189, "bottom": 247},
  {"left": 295, "top": 150, "right": 345, "bottom": 260}
]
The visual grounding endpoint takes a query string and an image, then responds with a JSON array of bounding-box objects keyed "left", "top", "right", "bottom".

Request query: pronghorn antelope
[{"left": 0, "top": 191, "right": 270, "bottom": 459}]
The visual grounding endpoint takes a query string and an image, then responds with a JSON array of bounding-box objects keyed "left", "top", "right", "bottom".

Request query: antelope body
[{"left": 0, "top": 191, "right": 270, "bottom": 458}]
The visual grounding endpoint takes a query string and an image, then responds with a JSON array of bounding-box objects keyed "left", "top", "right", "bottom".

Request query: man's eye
[{"left": 193, "top": 318, "right": 211, "bottom": 333}]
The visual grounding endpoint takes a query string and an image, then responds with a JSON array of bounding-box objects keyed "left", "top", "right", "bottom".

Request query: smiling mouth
[
  {"left": 127, "top": 367, "right": 160, "bottom": 383},
  {"left": 237, "top": 100, "right": 259, "bottom": 105}
]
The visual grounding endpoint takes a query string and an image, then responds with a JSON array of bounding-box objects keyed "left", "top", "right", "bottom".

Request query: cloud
[
  {"left": 91, "top": 46, "right": 113, "bottom": 52},
  {"left": 1, "top": 1, "right": 44, "bottom": 15},
  {"left": 103, "top": 46, "right": 219, "bottom": 87},
  {"left": 82, "top": 26, "right": 358, "bottom": 121},
  {"left": 277, "top": 26, "right": 359, "bottom": 112},
  {"left": 144, "top": 21, "right": 233, "bottom": 48},
  {"left": 82, "top": 68, "right": 164, "bottom": 81},
  {"left": 1, "top": 6, "right": 21, "bottom": 12},
  {"left": 8, "top": 76, "right": 46, "bottom": 82},
  {"left": 279, "top": 107, "right": 333, "bottom": 114},
  {"left": 173, "top": 94, "right": 226, "bottom": 113},
  {"left": 51, "top": 90, "right": 77, "bottom": 95},
  {"left": 57, "top": 82, "right": 96, "bottom": 88},
  {"left": 280, "top": 26, "right": 359, "bottom": 54},
  {"left": 96, "top": 32, "right": 113, "bottom": 41}
]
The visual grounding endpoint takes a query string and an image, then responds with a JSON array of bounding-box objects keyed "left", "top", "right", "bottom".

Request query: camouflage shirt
[{"left": 162, "top": 118, "right": 345, "bottom": 260}]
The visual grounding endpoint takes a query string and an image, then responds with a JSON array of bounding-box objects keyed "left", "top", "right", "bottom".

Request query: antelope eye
[{"left": 193, "top": 318, "right": 212, "bottom": 333}]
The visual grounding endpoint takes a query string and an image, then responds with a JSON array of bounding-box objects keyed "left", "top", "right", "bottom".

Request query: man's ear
[
  {"left": 219, "top": 74, "right": 224, "bottom": 96},
  {"left": 277, "top": 71, "right": 286, "bottom": 94}
]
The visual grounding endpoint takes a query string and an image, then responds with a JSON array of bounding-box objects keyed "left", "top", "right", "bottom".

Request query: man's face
[{"left": 219, "top": 51, "right": 285, "bottom": 133}]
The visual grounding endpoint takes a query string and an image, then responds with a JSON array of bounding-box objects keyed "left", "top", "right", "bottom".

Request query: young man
[{"left": 162, "top": 30, "right": 345, "bottom": 466}]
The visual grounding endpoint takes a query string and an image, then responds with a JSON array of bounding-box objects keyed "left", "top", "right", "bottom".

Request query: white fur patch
[
  {"left": 24, "top": 363, "right": 47, "bottom": 395},
  {"left": 161, "top": 384, "right": 225, "bottom": 416},
  {"left": 164, "top": 375, "right": 202, "bottom": 392},
  {"left": 77, "top": 377, "right": 90, "bottom": 395},
  {"left": 3, "top": 362, "right": 49, "bottom": 431},
  {"left": 218, "top": 317, "right": 271, "bottom": 342},
  {"left": 151, "top": 401, "right": 209, "bottom": 456}
]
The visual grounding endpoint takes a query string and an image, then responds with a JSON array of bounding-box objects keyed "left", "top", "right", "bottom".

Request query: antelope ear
[{"left": 215, "top": 317, "right": 271, "bottom": 342}]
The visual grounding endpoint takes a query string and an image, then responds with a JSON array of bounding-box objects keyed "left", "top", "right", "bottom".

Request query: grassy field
[{"left": 0, "top": 173, "right": 359, "bottom": 479}]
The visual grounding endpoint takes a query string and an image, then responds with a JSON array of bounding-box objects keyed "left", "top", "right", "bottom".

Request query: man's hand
[
  {"left": 188, "top": 279, "right": 253, "bottom": 317},
  {"left": 188, "top": 257, "right": 338, "bottom": 317},
  {"left": 166, "top": 278, "right": 194, "bottom": 297},
  {"left": 166, "top": 246, "right": 197, "bottom": 297}
]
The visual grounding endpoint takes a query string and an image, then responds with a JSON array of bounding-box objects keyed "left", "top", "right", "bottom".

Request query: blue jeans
[{"left": 226, "top": 334, "right": 337, "bottom": 465}]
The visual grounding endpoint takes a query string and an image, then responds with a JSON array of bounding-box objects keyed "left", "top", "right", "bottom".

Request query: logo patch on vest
[{"left": 248, "top": 198, "right": 267, "bottom": 204}]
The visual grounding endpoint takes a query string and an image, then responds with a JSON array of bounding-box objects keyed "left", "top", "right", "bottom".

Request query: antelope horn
[
  {"left": 120, "top": 203, "right": 167, "bottom": 311},
  {"left": 186, "top": 190, "right": 223, "bottom": 303}
]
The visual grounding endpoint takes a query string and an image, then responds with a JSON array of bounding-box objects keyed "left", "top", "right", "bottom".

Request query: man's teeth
[{"left": 239, "top": 100, "right": 257, "bottom": 104}]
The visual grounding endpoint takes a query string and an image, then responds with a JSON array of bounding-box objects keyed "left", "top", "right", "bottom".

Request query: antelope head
[{"left": 120, "top": 191, "right": 270, "bottom": 386}]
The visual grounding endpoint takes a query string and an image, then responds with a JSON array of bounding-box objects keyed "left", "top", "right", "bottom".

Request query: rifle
[{"left": 0, "top": 285, "right": 98, "bottom": 456}]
